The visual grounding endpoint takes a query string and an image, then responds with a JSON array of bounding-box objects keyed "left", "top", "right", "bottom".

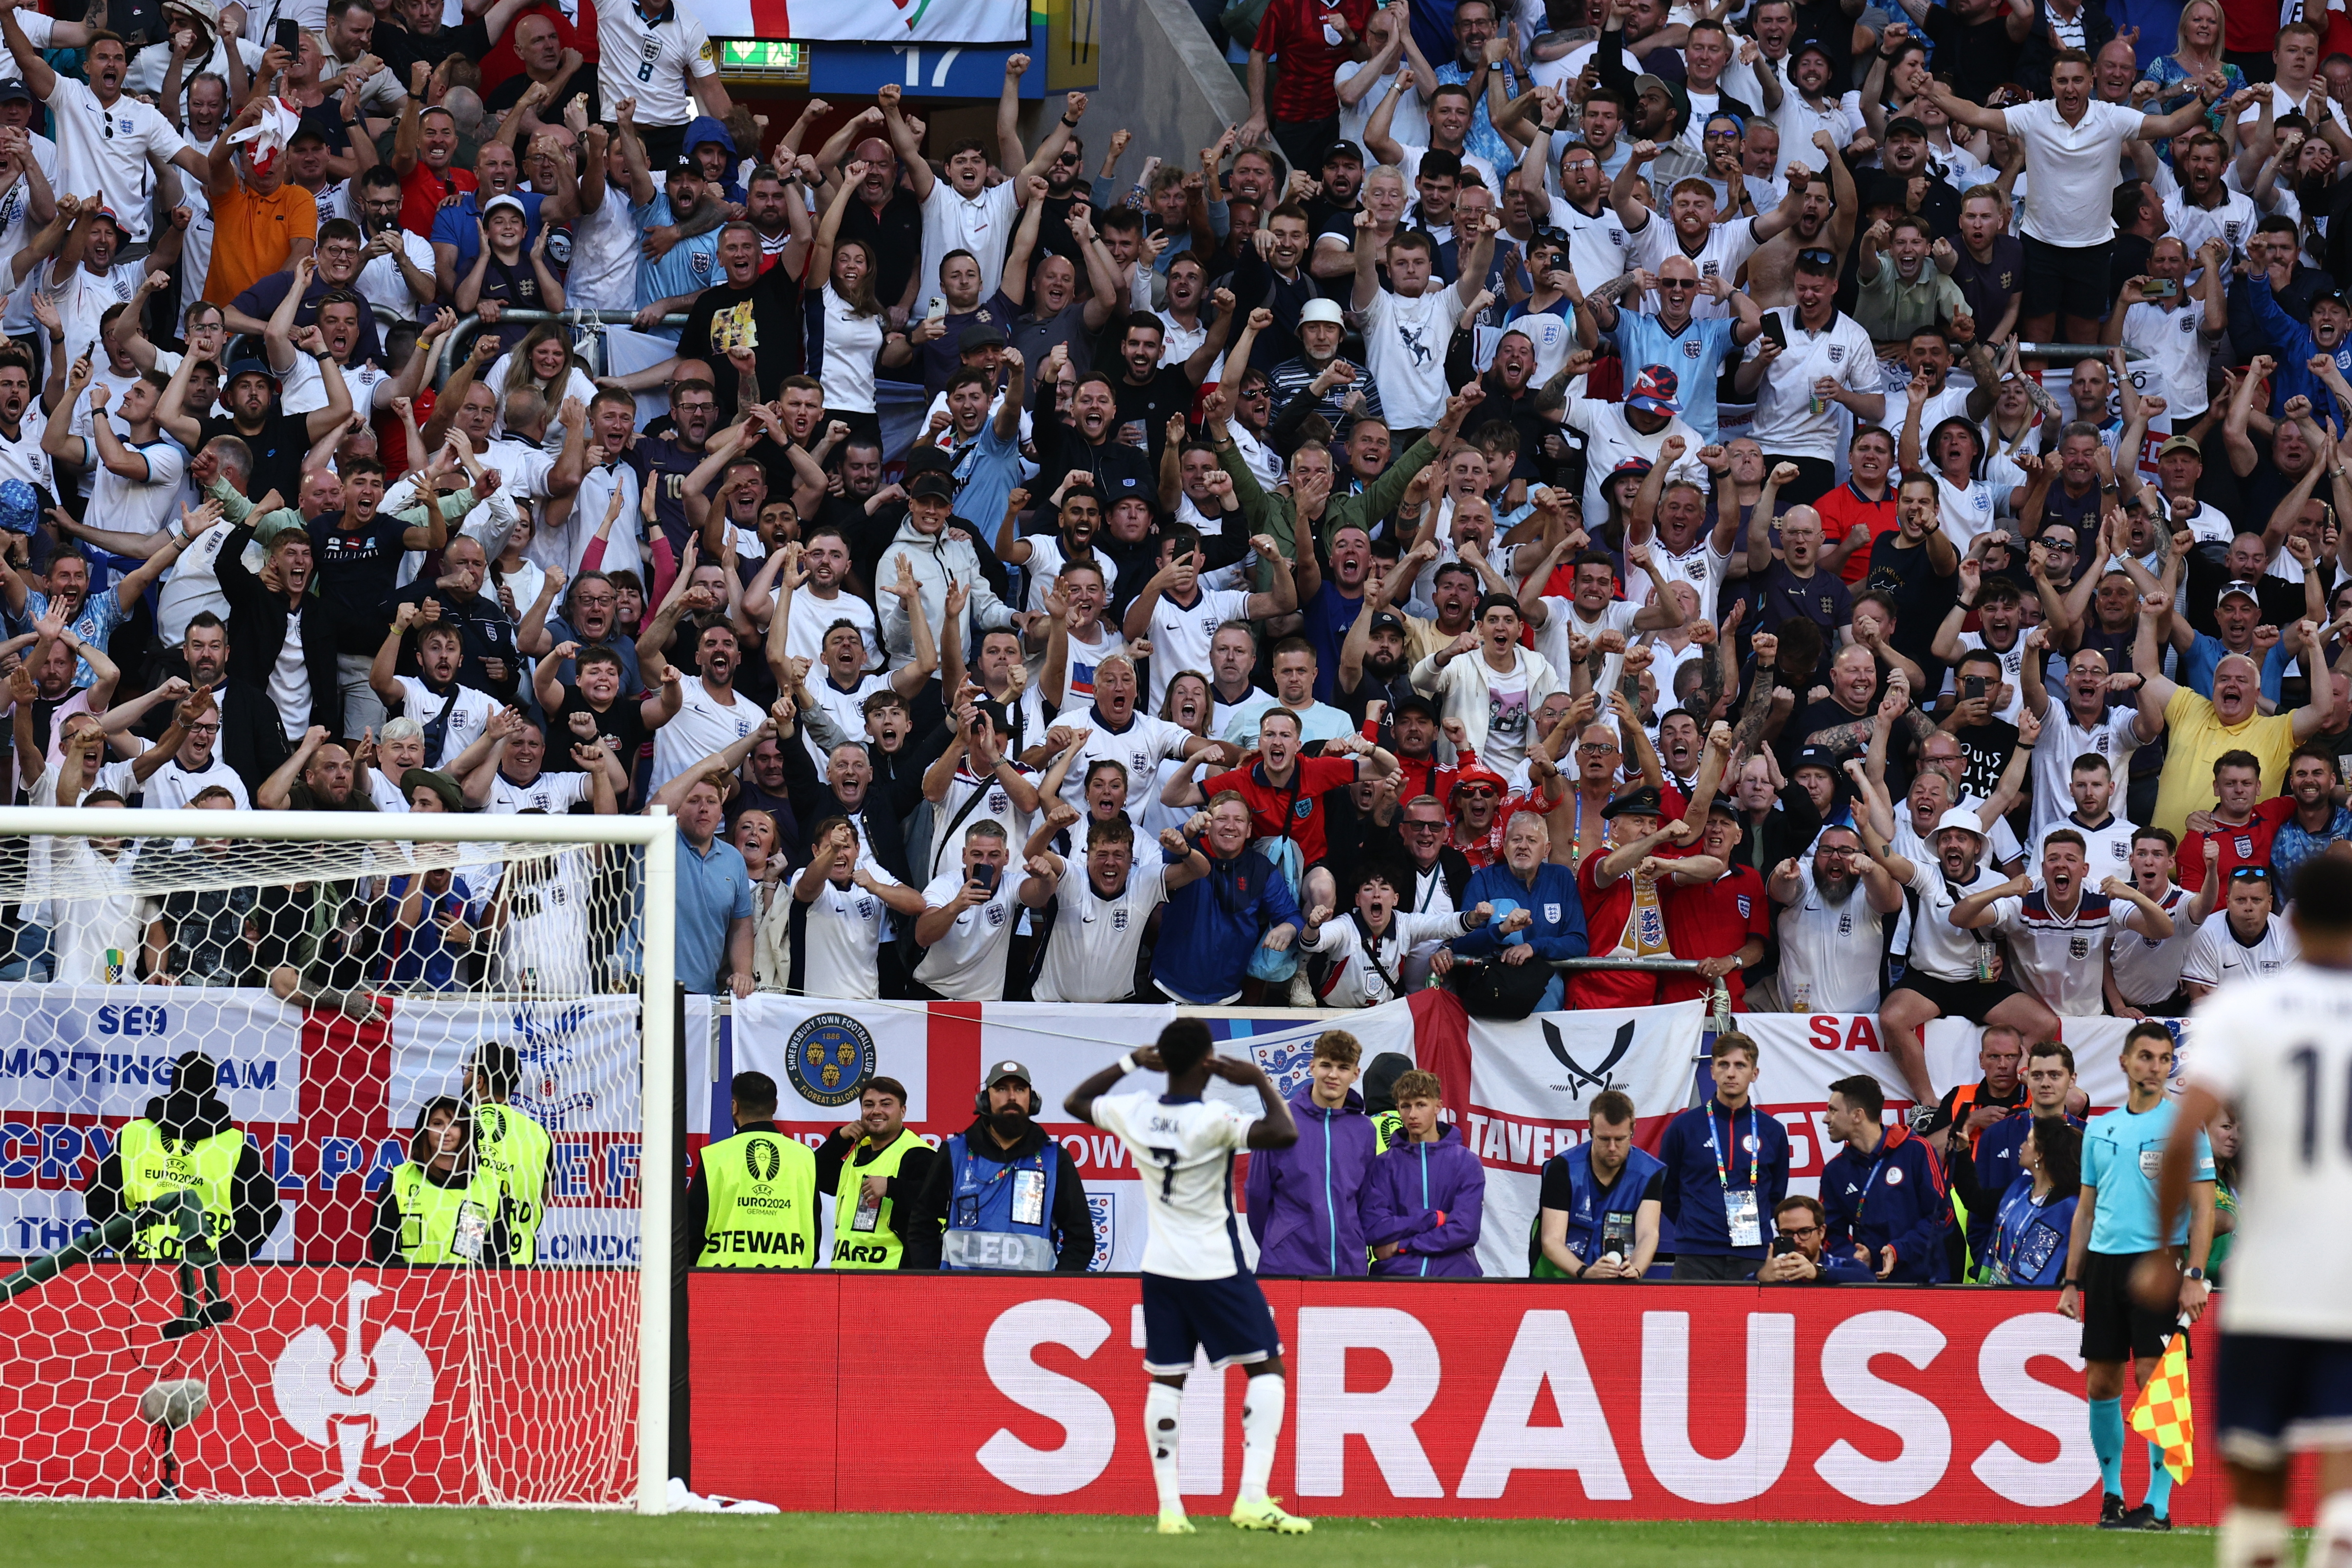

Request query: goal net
[{"left": 0, "top": 807, "right": 677, "bottom": 1509}]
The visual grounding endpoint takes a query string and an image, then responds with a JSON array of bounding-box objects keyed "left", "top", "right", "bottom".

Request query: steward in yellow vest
[
  {"left": 468, "top": 1045, "right": 553, "bottom": 1266},
  {"left": 688, "top": 1071, "right": 817, "bottom": 1268},
  {"left": 372, "top": 1095, "right": 511, "bottom": 1265},
  {"left": 814, "top": 1075, "right": 936, "bottom": 1270},
  {"left": 86, "top": 1050, "right": 281, "bottom": 1261}
]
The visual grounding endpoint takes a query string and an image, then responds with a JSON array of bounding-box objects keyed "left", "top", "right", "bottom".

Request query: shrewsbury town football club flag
[{"left": 2129, "top": 1330, "right": 2196, "bottom": 1484}]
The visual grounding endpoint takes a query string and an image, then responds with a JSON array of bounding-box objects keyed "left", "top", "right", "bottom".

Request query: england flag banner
[{"left": 707, "top": 992, "right": 1709, "bottom": 1275}]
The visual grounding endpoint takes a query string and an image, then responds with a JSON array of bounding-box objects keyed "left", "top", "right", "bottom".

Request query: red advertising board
[
  {"left": 0, "top": 1265, "right": 635, "bottom": 1503},
  {"left": 691, "top": 1275, "right": 2225, "bottom": 1524}
]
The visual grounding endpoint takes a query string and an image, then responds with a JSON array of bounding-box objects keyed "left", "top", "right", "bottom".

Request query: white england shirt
[
  {"left": 1032, "top": 856, "right": 1170, "bottom": 1003},
  {"left": 2186, "top": 961, "right": 2352, "bottom": 1336},
  {"left": 2181, "top": 909, "right": 2299, "bottom": 991},
  {"left": 1090, "top": 1088, "right": 1261, "bottom": 1280}
]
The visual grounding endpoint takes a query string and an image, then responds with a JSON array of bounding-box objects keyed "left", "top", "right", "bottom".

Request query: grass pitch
[{"left": 0, "top": 1502, "right": 2220, "bottom": 1568}]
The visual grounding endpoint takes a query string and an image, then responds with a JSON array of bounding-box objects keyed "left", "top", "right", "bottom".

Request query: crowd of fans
[{"left": 0, "top": 0, "right": 2344, "bottom": 1080}]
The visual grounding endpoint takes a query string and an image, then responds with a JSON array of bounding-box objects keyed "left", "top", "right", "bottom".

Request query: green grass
[{"left": 0, "top": 1504, "right": 2223, "bottom": 1568}]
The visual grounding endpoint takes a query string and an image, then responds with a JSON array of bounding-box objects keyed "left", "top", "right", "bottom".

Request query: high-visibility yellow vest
[
  {"left": 115, "top": 1121, "right": 241, "bottom": 1260},
  {"left": 698, "top": 1129, "right": 816, "bottom": 1268},
  {"left": 391, "top": 1162, "right": 505, "bottom": 1265},
  {"left": 828, "top": 1128, "right": 925, "bottom": 1271},
  {"left": 473, "top": 1102, "right": 552, "bottom": 1265}
]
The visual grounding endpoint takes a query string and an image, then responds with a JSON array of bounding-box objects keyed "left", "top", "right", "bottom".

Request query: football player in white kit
[
  {"left": 1064, "top": 1018, "right": 1307, "bottom": 1536},
  {"left": 2141, "top": 855, "right": 2352, "bottom": 1568}
]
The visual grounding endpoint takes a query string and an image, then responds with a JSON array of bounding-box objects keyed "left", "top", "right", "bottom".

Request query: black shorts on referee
[{"left": 2078, "top": 1249, "right": 2178, "bottom": 1364}]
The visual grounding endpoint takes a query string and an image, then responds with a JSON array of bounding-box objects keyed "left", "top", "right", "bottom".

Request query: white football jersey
[
  {"left": 2187, "top": 962, "right": 2352, "bottom": 1337},
  {"left": 1089, "top": 1089, "right": 1259, "bottom": 1280},
  {"left": 2181, "top": 911, "right": 2299, "bottom": 991}
]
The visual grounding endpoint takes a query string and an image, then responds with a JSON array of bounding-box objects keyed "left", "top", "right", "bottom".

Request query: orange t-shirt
[{"left": 203, "top": 182, "right": 321, "bottom": 306}]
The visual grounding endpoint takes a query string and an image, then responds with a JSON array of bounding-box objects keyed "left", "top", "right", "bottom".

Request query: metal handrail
[{"left": 430, "top": 308, "right": 691, "bottom": 389}]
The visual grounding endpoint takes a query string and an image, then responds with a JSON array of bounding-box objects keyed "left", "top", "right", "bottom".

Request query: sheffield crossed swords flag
[{"left": 2130, "top": 1328, "right": 2196, "bottom": 1485}]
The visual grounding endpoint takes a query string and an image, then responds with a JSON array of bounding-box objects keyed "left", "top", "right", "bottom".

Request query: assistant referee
[{"left": 2058, "top": 1021, "right": 2215, "bottom": 1533}]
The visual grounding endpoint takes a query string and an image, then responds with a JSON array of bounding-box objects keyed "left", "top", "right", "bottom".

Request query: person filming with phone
[{"left": 912, "top": 820, "right": 1024, "bottom": 1000}]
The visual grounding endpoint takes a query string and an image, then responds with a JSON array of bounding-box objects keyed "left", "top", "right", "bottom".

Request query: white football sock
[
  {"left": 2219, "top": 1506, "right": 2289, "bottom": 1568},
  {"left": 1238, "top": 1373, "right": 1286, "bottom": 1505},
  {"left": 1144, "top": 1383, "right": 1184, "bottom": 1516},
  {"left": 2315, "top": 1489, "right": 2352, "bottom": 1568}
]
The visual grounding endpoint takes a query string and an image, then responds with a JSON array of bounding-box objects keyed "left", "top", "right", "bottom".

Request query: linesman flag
[{"left": 2129, "top": 1329, "right": 2196, "bottom": 1484}]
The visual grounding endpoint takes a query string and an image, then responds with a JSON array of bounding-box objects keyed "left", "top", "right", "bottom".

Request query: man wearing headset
[{"left": 903, "top": 1059, "right": 1095, "bottom": 1272}]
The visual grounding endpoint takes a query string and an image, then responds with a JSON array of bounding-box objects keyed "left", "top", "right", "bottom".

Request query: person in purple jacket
[
  {"left": 1245, "top": 1029, "right": 1379, "bottom": 1276},
  {"left": 1364, "top": 1070, "right": 1485, "bottom": 1277}
]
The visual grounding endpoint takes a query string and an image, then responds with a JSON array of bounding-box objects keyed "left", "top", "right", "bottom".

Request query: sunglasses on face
[
  {"left": 1458, "top": 786, "right": 1498, "bottom": 798},
  {"left": 1659, "top": 278, "right": 1696, "bottom": 289}
]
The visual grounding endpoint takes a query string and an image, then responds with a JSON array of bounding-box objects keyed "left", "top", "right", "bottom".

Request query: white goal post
[{"left": 0, "top": 806, "right": 678, "bottom": 1513}]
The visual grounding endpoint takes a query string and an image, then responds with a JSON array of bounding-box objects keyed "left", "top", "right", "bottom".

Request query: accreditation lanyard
[
  {"left": 1706, "top": 1104, "right": 1758, "bottom": 1192},
  {"left": 1855, "top": 1145, "right": 1890, "bottom": 1219}
]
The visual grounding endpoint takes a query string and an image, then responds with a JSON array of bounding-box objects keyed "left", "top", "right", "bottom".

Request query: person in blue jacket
[
  {"left": 1985, "top": 1116, "right": 2082, "bottom": 1287},
  {"left": 1820, "top": 1073, "right": 1951, "bottom": 1282},
  {"left": 1657, "top": 1031, "right": 1791, "bottom": 1279},
  {"left": 1151, "top": 793, "right": 1305, "bottom": 1004},
  {"left": 2244, "top": 270, "right": 2352, "bottom": 418},
  {"left": 1952, "top": 1039, "right": 2085, "bottom": 1279},
  {"left": 1363, "top": 1070, "right": 1485, "bottom": 1277},
  {"left": 1438, "top": 811, "right": 1587, "bottom": 1018},
  {"left": 1245, "top": 1029, "right": 1380, "bottom": 1275},
  {"left": 1533, "top": 1088, "right": 1663, "bottom": 1278}
]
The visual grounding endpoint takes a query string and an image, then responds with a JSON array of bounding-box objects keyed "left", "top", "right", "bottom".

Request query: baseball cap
[
  {"left": 0, "top": 80, "right": 33, "bottom": 105},
  {"left": 982, "top": 1059, "right": 1034, "bottom": 1089},
  {"left": 1603, "top": 785, "right": 1667, "bottom": 819},
  {"left": 1612, "top": 455, "right": 1655, "bottom": 476},
  {"left": 1792, "top": 745, "right": 1840, "bottom": 776},
  {"left": 2219, "top": 579, "right": 2261, "bottom": 608},
  {"left": 1793, "top": 36, "right": 1839, "bottom": 66},
  {"left": 957, "top": 324, "right": 1008, "bottom": 353},
  {"left": 1707, "top": 796, "right": 1741, "bottom": 820},
  {"left": 1368, "top": 610, "right": 1405, "bottom": 635},
  {"left": 1391, "top": 692, "right": 1439, "bottom": 722},
  {"left": 907, "top": 469, "right": 956, "bottom": 501},
  {"left": 1634, "top": 72, "right": 1672, "bottom": 100},
  {"left": 2157, "top": 434, "right": 2203, "bottom": 459},
  {"left": 972, "top": 698, "right": 1010, "bottom": 732},
  {"left": 1321, "top": 139, "right": 1365, "bottom": 166},
  {"left": 482, "top": 193, "right": 527, "bottom": 221},
  {"left": 1884, "top": 115, "right": 1929, "bottom": 141},
  {"left": 1300, "top": 298, "right": 1346, "bottom": 327},
  {"left": 1627, "top": 366, "right": 1682, "bottom": 415},
  {"left": 224, "top": 355, "right": 277, "bottom": 386}
]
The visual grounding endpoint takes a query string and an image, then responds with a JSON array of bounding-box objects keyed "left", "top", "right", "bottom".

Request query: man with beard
[
  {"left": 1953, "top": 830, "right": 2177, "bottom": 1019},
  {"left": 769, "top": 526, "right": 882, "bottom": 671},
  {"left": 369, "top": 609, "right": 501, "bottom": 772},
  {"left": 999, "top": 485, "right": 1112, "bottom": 618},
  {"left": 392, "top": 535, "right": 524, "bottom": 702},
  {"left": 2268, "top": 743, "right": 2352, "bottom": 884},
  {"left": 1229, "top": 203, "right": 1319, "bottom": 372},
  {"left": 1337, "top": 600, "right": 1417, "bottom": 725},
  {"left": 165, "top": 347, "right": 349, "bottom": 508},
  {"left": 615, "top": 116, "right": 726, "bottom": 343},
  {"left": 484, "top": 10, "right": 599, "bottom": 129},
  {"left": 884, "top": 70, "right": 1084, "bottom": 304},
  {"left": 1735, "top": 247, "right": 1884, "bottom": 504},
  {"left": 1124, "top": 524, "right": 1295, "bottom": 710},
  {"left": 625, "top": 378, "right": 719, "bottom": 591},
  {"left": 1032, "top": 354, "right": 1156, "bottom": 509},
  {"left": 905, "top": 1059, "right": 1093, "bottom": 1271},
  {"left": 1046, "top": 654, "right": 1226, "bottom": 821},
  {"left": 1768, "top": 821, "right": 1899, "bottom": 1013},
  {"left": 1587, "top": 255, "right": 1762, "bottom": 443},
  {"left": 1863, "top": 792, "right": 2061, "bottom": 1105},
  {"left": 775, "top": 707, "right": 914, "bottom": 883}
]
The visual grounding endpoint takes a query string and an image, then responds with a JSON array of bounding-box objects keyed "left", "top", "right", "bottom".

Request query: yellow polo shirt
[{"left": 2150, "top": 686, "right": 2299, "bottom": 840}]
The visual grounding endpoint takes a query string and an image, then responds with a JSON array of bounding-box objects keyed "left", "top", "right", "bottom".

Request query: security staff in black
[
  {"left": 902, "top": 1060, "right": 1093, "bottom": 1271},
  {"left": 686, "top": 1071, "right": 817, "bottom": 1268},
  {"left": 813, "top": 1074, "right": 936, "bottom": 1270},
  {"left": 86, "top": 1050, "right": 281, "bottom": 1261}
]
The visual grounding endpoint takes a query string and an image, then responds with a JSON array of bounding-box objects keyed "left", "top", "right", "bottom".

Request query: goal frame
[{"left": 0, "top": 804, "right": 680, "bottom": 1514}]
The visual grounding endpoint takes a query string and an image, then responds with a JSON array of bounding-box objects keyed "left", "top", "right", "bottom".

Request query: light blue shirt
[
  {"left": 1221, "top": 695, "right": 1355, "bottom": 747},
  {"left": 675, "top": 829, "right": 754, "bottom": 995},
  {"left": 23, "top": 587, "right": 129, "bottom": 691},
  {"left": 2081, "top": 1096, "right": 2214, "bottom": 1254},
  {"left": 1610, "top": 311, "right": 1742, "bottom": 443},
  {"left": 632, "top": 194, "right": 724, "bottom": 336}
]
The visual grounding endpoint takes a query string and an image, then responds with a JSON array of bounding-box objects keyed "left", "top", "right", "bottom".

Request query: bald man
[{"left": 2135, "top": 599, "right": 2334, "bottom": 837}]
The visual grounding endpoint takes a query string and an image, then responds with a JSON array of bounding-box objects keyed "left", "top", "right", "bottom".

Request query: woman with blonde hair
[
  {"left": 489, "top": 322, "right": 597, "bottom": 453},
  {"left": 2147, "top": 0, "right": 2244, "bottom": 130}
]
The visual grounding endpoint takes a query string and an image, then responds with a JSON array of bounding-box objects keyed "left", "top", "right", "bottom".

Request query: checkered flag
[{"left": 2128, "top": 1328, "right": 2196, "bottom": 1485}]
